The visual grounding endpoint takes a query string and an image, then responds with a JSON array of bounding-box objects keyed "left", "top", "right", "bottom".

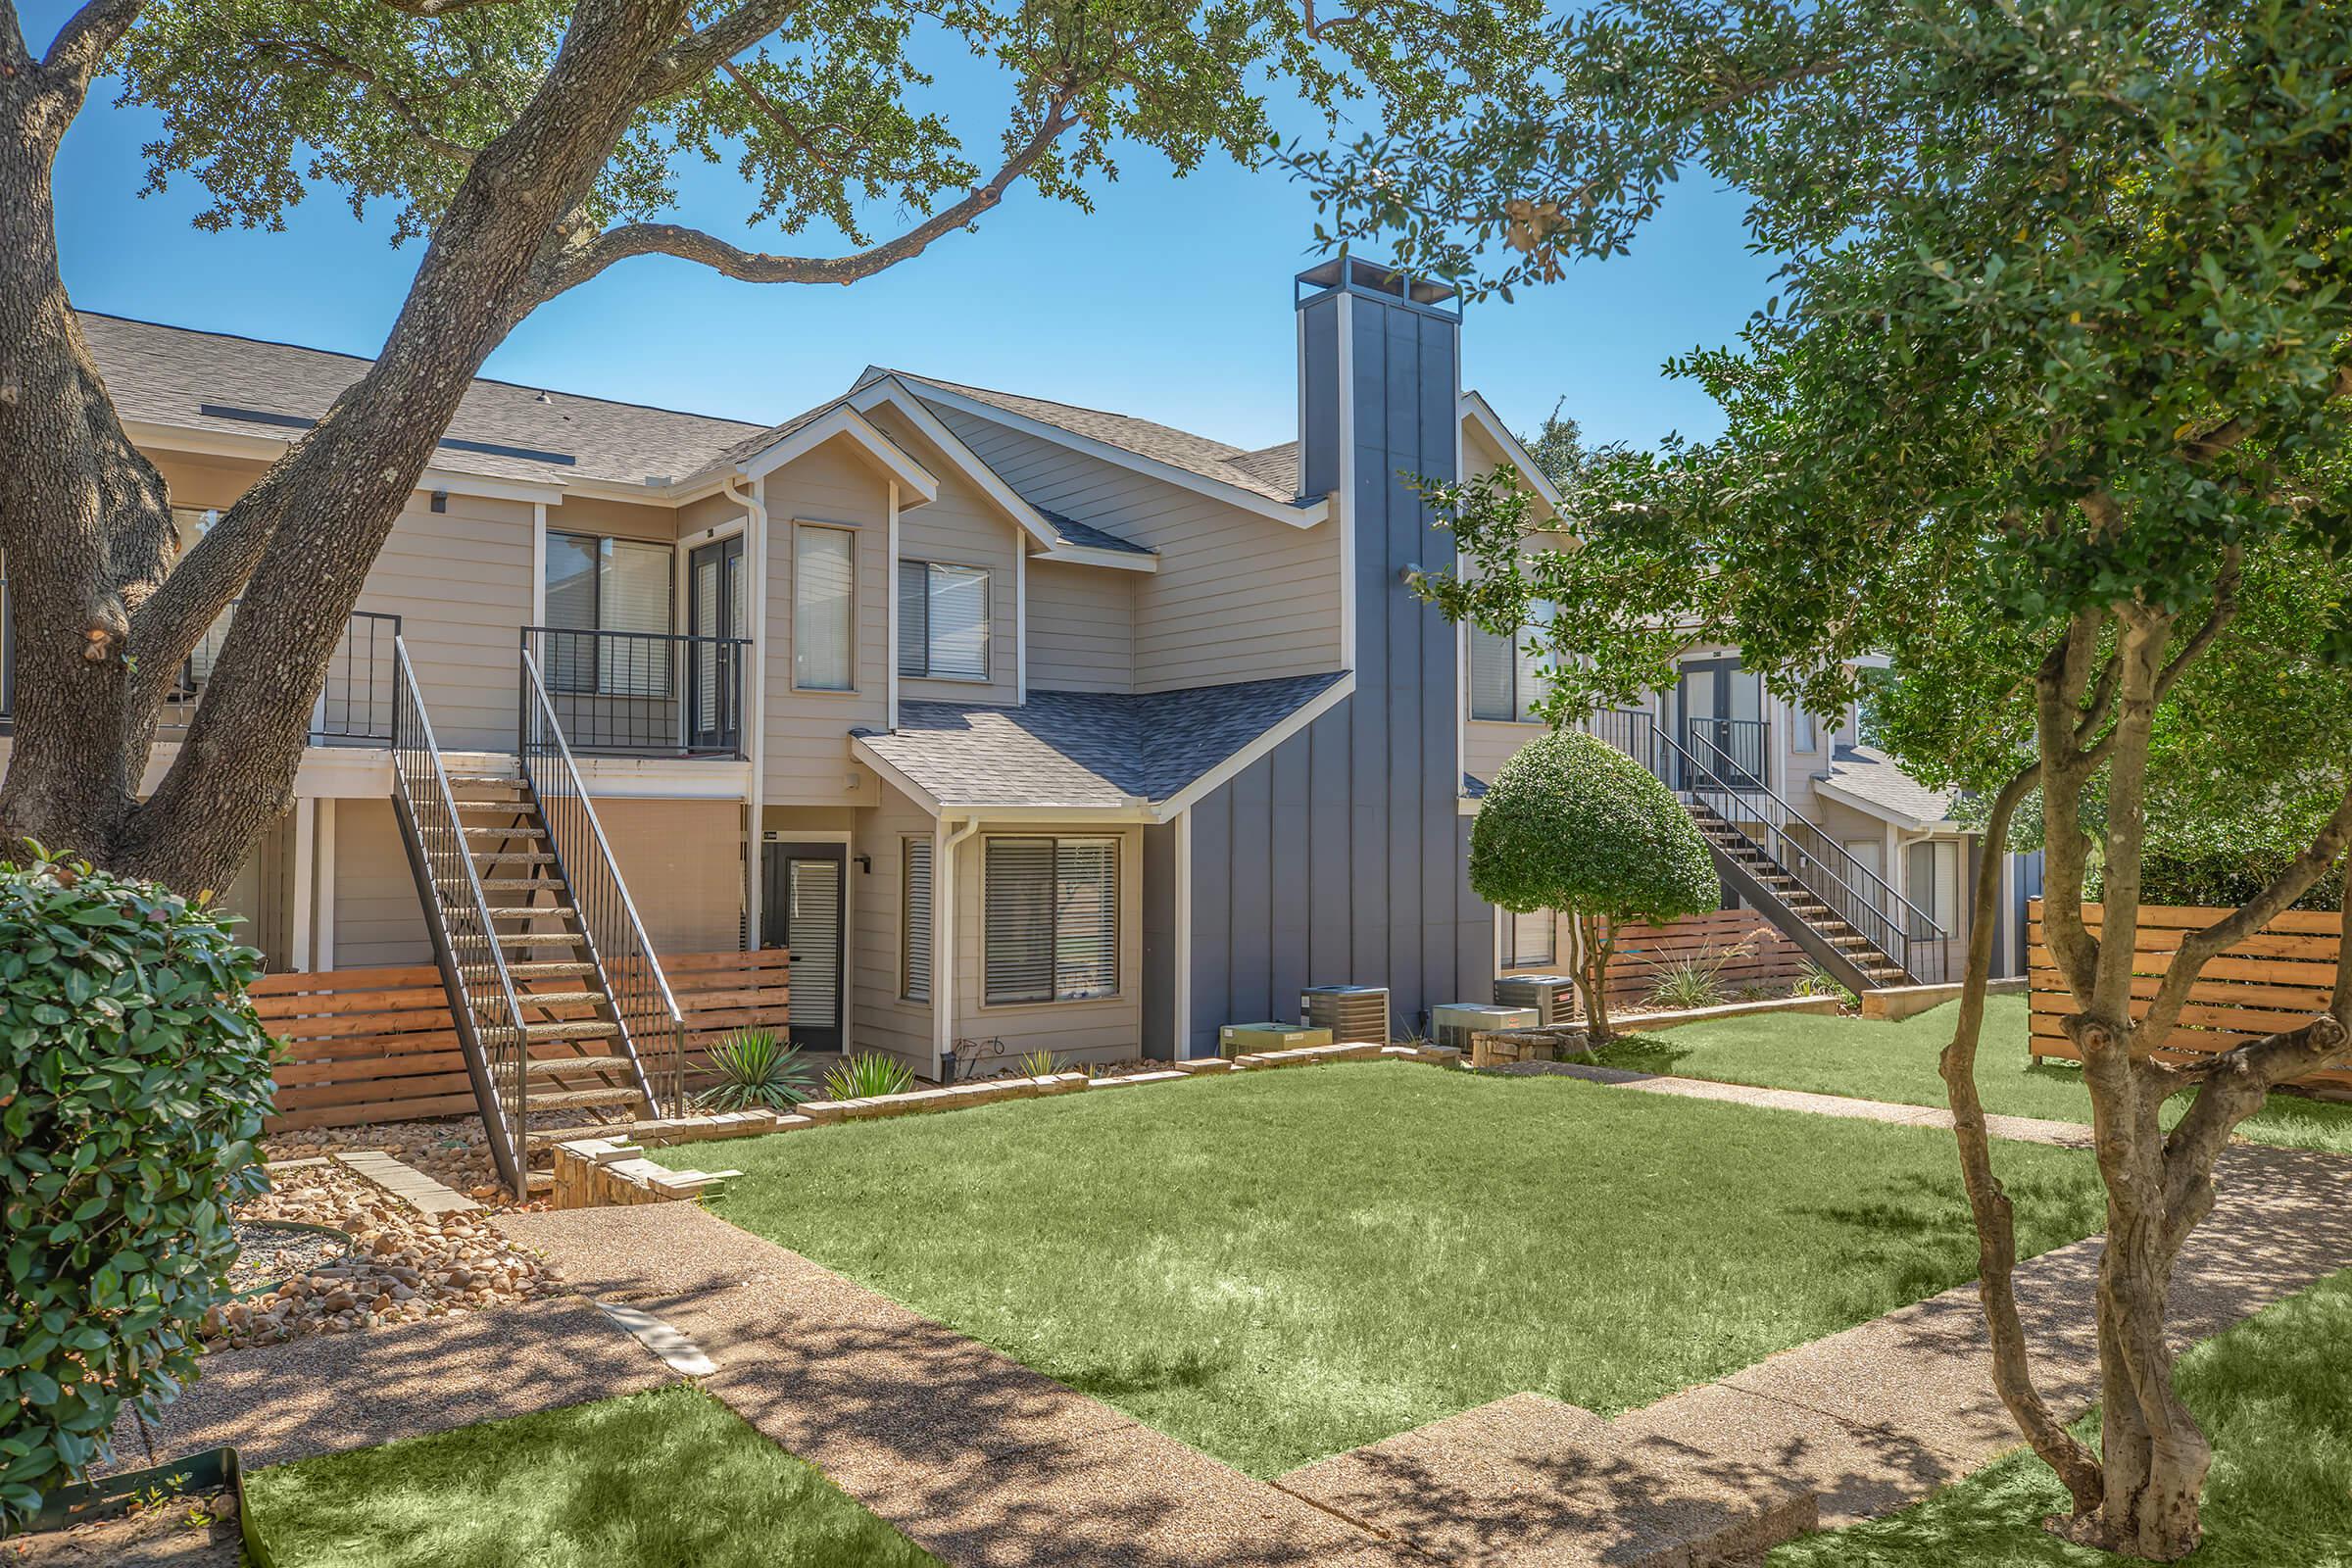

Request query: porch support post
[
  {"left": 314, "top": 797, "right": 337, "bottom": 971},
  {"left": 289, "top": 796, "right": 317, "bottom": 973}
]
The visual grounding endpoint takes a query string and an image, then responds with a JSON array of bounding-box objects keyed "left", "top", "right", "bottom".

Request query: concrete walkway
[
  {"left": 1498, "top": 1058, "right": 2096, "bottom": 1148},
  {"left": 496, "top": 1202, "right": 1424, "bottom": 1567},
  {"left": 102, "top": 1295, "right": 676, "bottom": 1473}
]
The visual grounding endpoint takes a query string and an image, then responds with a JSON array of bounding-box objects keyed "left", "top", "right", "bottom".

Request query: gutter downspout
[
  {"left": 725, "top": 473, "right": 768, "bottom": 952},
  {"left": 934, "top": 814, "right": 981, "bottom": 1081}
]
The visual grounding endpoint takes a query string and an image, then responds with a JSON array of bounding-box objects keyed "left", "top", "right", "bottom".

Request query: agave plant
[
  {"left": 695, "top": 1028, "right": 813, "bottom": 1111},
  {"left": 823, "top": 1051, "right": 915, "bottom": 1102},
  {"left": 1017, "top": 1048, "right": 1060, "bottom": 1078}
]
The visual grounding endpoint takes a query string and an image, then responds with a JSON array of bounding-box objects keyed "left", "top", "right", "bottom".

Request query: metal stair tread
[{"left": 519, "top": 1019, "right": 622, "bottom": 1042}]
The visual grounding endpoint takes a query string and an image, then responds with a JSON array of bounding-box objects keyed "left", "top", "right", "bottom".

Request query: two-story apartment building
[{"left": 10, "top": 260, "right": 2001, "bottom": 1141}]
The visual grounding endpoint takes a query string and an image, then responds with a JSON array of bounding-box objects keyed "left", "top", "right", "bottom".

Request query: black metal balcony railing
[
  {"left": 1683, "top": 715, "right": 1769, "bottom": 791},
  {"left": 521, "top": 626, "right": 751, "bottom": 759},
  {"left": 0, "top": 581, "right": 399, "bottom": 746}
]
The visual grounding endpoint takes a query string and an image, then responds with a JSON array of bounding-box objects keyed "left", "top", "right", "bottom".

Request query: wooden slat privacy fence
[
  {"left": 252, "top": 948, "right": 791, "bottom": 1131},
  {"left": 1602, "top": 909, "right": 1809, "bottom": 1005},
  {"left": 2028, "top": 900, "right": 2349, "bottom": 1091}
]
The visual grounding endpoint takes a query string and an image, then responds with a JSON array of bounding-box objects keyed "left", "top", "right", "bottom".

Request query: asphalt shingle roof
[
  {"left": 878, "top": 369, "right": 1308, "bottom": 506},
  {"left": 1821, "top": 745, "right": 1958, "bottom": 826},
  {"left": 856, "top": 674, "right": 1347, "bottom": 809},
  {"left": 83, "top": 312, "right": 764, "bottom": 489},
  {"left": 1033, "top": 507, "right": 1153, "bottom": 557}
]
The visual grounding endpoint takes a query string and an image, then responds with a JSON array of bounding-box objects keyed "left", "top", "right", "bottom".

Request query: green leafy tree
[
  {"left": 0, "top": 0, "right": 1548, "bottom": 894},
  {"left": 0, "top": 851, "right": 277, "bottom": 1527},
  {"left": 1305, "top": 2, "right": 2352, "bottom": 1555},
  {"left": 1471, "top": 730, "right": 1718, "bottom": 1042}
]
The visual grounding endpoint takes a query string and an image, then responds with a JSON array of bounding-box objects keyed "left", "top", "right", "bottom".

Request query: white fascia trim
[
  {"left": 1033, "top": 543, "right": 1159, "bottom": 572},
  {"left": 847, "top": 379, "right": 1062, "bottom": 550},
  {"left": 876, "top": 374, "right": 1331, "bottom": 530},
  {"left": 848, "top": 737, "right": 944, "bottom": 816},
  {"left": 739, "top": 405, "right": 940, "bottom": 504},
  {"left": 1813, "top": 776, "right": 1950, "bottom": 834},
  {"left": 1151, "top": 672, "right": 1357, "bottom": 822},
  {"left": 1459, "top": 391, "right": 1566, "bottom": 514},
  {"left": 124, "top": 420, "right": 570, "bottom": 505}
]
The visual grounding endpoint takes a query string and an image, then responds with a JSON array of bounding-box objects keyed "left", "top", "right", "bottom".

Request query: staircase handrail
[
  {"left": 1592, "top": 709, "right": 1947, "bottom": 980},
  {"left": 1673, "top": 720, "right": 1945, "bottom": 940},
  {"left": 517, "top": 646, "right": 686, "bottom": 1116},
  {"left": 390, "top": 637, "right": 531, "bottom": 1191}
]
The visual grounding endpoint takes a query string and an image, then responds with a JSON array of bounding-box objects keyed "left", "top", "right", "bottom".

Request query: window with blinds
[
  {"left": 898, "top": 560, "right": 990, "bottom": 680},
  {"left": 1502, "top": 906, "right": 1556, "bottom": 967},
  {"left": 543, "top": 532, "right": 674, "bottom": 696},
  {"left": 902, "top": 836, "right": 933, "bottom": 1003},
  {"left": 984, "top": 837, "right": 1118, "bottom": 1004},
  {"left": 794, "top": 525, "right": 855, "bottom": 691},
  {"left": 1468, "top": 602, "right": 1553, "bottom": 721}
]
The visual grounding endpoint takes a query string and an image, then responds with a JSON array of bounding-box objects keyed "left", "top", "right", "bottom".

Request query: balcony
[
  {"left": 522, "top": 626, "right": 751, "bottom": 759},
  {"left": 0, "top": 581, "right": 400, "bottom": 746}
]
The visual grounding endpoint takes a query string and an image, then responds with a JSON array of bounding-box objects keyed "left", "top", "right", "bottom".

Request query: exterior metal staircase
[
  {"left": 389, "top": 636, "right": 682, "bottom": 1195},
  {"left": 1592, "top": 711, "right": 1949, "bottom": 992}
]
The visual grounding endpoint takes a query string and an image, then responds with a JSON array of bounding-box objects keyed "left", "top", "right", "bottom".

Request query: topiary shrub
[
  {"left": 0, "top": 850, "right": 278, "bottom": 1528},
  {"left": 1471, "top": 731, "right": 1719, "bottom": 1041}
]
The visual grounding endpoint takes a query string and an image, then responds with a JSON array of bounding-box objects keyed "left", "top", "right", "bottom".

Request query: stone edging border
[{"left": 550, "top": 1042, "right": 1464, "bottom": 1207}]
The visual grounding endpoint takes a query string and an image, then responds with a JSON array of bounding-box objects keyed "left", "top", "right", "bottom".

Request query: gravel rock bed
[
  {"left": 204, "top": 1162, "right": 563, "bottom": 1350},
  {"left": 264, "top": 1116, "right": 519, "bottom": 1204},
  {"left": 224, "top": 1220, "right": 350, "bottom": 1296}
]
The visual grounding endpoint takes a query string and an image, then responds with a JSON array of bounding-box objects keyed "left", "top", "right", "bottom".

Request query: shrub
[
  {"left": 694, "top": 1029, "right": 811, "bottom": 1111},
  {"left": 0, "top": 851, "right": 277, "bottom": 1528},
  {"left": 1471, "top": 731, "right": 1719, "bottom": 1040},
  {"left": 822, "top": 1052, "right": 914, "bottom": 1102},
  {"left": 1016, "top": 1049, "right": 1059, "bottom": 1078},
  {"left": 1645, "top": 950, "right": 1737, "bottom": 1010},
  {"left": 1790, "top": 960, "right": 1860, "bottom": 1010}
]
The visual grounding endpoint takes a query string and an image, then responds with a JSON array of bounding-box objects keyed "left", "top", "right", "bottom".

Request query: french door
[
  {"left": 1678, "top": 658, "right": 1767, "bottom": 788},
  {"left": 687, "top": 535, "right": 745, "bottom": 754}
]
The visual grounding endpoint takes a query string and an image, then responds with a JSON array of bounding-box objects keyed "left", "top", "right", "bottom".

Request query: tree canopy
[
  {"left": 0, "top": 0, "right": 1554, "bottom": 891},
  {"left": 1305, "top": 1, "right": 2352, "bottom": 1555}
]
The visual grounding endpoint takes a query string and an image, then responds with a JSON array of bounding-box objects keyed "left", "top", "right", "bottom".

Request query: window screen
[
  {"left": 1470, "top": 604, "right": 1551, "bottom": 721},
  {"left": 902, "top": 836, "right": 933, "bottom": 1003},
  {"left": 984, "top": 837, "right": 1117, "bottom": 1004},
  {"left": 794, "top": 525, "right": 855, "bottom": 691},
  {"left": 898, "top": 560, "right": 990, "bottom": 680}
]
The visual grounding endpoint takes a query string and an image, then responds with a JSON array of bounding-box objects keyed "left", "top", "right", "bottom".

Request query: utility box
[
  {"left": 1299, "top": 985, "right": 1392, "bottom": 1045},
  {"left": 1219, "top": 1023, "right": 1333, "bottom": 1058},
  {"left": 1494, "top": 975, "right": 1579, "bottom": 1027},
  {"left": 1431, "top": 1004, "right": 1539, "bottom": 1053}
]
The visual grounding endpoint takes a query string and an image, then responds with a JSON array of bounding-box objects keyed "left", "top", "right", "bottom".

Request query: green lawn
[
  {"left": 1772, "top": 1266, "right": 2352, "bottom": 1567},
  {"left": 245, "top": 1386, "right": 941, "bottom": 1568},
  {"left": 1593, "top": 997, "right": 2352, "bottom": 1157},
  {"left": 684, "top": 1063, "right": 2107, "bottom": 1478}
]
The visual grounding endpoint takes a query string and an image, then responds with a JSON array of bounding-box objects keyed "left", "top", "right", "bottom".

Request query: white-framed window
[
  {"left": 544, "top": 531, "right": 674, "bottom": 696},
  {"left": 898, "top": 560, "right": 990, "bottom": 680},
  {"left": 1792, "top": 704, "right": 1819, "bottom": 752},
  {"left": 984, "top": 836, "right": 1117, "bottom": 1004},
  {"left": 793, "top": 524, "right": 856, "bottom": 692},
  {"left": 902, "top": 835, "right": 933, "bottom": 1004},
  {"left": 1469, "top": 602, "right": 1554, "bottom": 721},
  {"left": 1500, "top": 906, "right": 1556, "bottom": 968}
]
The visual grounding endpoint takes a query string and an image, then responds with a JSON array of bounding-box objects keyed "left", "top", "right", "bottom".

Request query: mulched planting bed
[
  {"left": 681, "top": 1061, "right": 2111, "bottom": 1478},
  {"left": 205, "top": 1162, "right": 562, "bottom": 1349}
]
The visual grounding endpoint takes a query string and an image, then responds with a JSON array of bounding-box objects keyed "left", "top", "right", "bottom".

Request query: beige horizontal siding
[
  {"left": 1024, "top": 560, "right": 1134, "bottom": 693},
  {"left": 1465, "top": 720, "right": 1542, "bottom": 788},
  {"left": 331, "top": 798, "right": 434, "bottom": 969},
  {"left": 597, "top": 798, "right": 745, "bottom": 956},
  {"left": 357, "top": 491, "right": 536, "bottom": 752},
  {"left": 760, "top": 446, "right": 888, "bottom": 808},
  {"left": 848, "top": 783, "right": 936, "bottom": 1069},
  {"left": 928, "top": 406, "right": 1342, "bottom": 693}
]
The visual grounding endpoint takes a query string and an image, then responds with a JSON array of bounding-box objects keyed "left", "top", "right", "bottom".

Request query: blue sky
[{"left": 41, "top": 5, "right": 1774, "bottom": 452}]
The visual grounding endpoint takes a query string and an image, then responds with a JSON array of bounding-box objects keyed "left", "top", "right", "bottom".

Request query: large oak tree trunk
[{"left": 0, "top": 73, "right": 177, "bottom": 864}]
